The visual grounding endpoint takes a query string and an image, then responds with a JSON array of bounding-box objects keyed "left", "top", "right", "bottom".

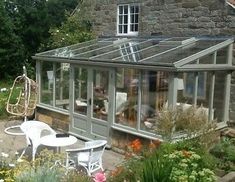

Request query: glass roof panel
[
  {"left": 73, "top": 38, "right": 148, "bottom": 59},
  {"left": 142, "top": 39, "right": 225, "bottom": 66},
  {"left": 35, "top": 37, "right": 234, "bottom": 69},
  {"left": 110, "top": 44, "right": 177, "bottom": 62}
]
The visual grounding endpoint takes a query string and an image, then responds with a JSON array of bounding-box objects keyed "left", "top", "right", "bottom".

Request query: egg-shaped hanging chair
[{"left": 4, "top": 66, "right": 38, "bottom": 135}]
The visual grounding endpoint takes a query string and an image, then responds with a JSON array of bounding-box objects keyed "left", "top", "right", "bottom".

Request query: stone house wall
[{"left": 81, "top": 0, "right": 235, "bottom": 37}]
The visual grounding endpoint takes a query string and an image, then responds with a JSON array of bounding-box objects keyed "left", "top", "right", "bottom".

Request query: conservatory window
[
  {"left": 40, "top": 61, "right": 70, "bottom": 111},
  {"left": 115, "top": 68, "right": 169, "bottom": 131},
  {"left": 41, "top": 61, "right": 53, "bottom": 106},
  {"left": 117, "top": 4, "right": 139, "bottom": 36},
  {"left": 55, "top": 63, "right": 70, "bottom": 110},
  {"left": 184, "top": 72, "right": 207, "bottom": 99},
  {"left": 140, "top": 71, "right": 169, "bottom": 132},
  {"left": 74, "top": 67, "right": 88, "bottom": 115},
  {"left": 115, "top": 68, "right": 139, "bottom": 128}
]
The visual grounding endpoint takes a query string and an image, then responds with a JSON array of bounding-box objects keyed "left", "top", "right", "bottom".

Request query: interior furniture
[{"left": 101, "top": 92, "right": 127, "bottom": 115}]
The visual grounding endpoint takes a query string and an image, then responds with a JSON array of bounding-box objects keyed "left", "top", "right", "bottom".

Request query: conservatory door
[{"left": 71, "top": 66, "right": 114, "bottom": 140}]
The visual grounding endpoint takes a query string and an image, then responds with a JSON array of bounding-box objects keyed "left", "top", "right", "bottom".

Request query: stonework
[
  {"left": 81, "top": 0, "right": 235, "bottom": 37},
  {"left": 35, "top": 107, "right": 69, "bottom": 131}
]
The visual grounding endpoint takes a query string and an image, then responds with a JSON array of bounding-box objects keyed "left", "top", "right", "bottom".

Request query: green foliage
[
  {"left": 141, "top": 147, "right": 174, "bottom": 182},
  {"left": 0, "top": 0, "right": 25, "bottom": 80},
  {"left": 0, "top": 149, "right": 92, "bottom": 182},
  {"left": 210, "top": 137, "right": 235, "bottom": 171},
  {"left": 0, "top": 81, "right": 13, "bottom": 120},
  {"left": 15, "top": 166, "right": 62, "bottom": 182},
  {"left": 109, "top": 142, "right": 217, "bottom": 182},
  {"left": 1, "top": 0, "right": 80, "bottom": 80},
  {"left": 44, "top": 13, "right": 93, "bottom": 50}
]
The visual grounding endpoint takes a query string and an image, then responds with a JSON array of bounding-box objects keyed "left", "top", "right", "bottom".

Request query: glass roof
[{"left": 35, "top": 37, "right": 234, "bottom": 69}]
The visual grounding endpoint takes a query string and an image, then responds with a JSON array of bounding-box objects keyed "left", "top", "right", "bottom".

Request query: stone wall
[
  {"left": 35, "top": 107, "right": 69, "bottom": 131},
  {"left": 81, "top": 0, "right": 235, "bottom": 37}
]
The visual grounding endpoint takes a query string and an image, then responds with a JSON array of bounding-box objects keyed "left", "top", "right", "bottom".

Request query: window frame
[{"left": 117, "top": 4, "right": 139, "bottom": 36}]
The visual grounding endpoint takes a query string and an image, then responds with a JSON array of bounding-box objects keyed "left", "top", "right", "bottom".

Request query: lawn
[{"left": 0, "top": 80, "right": 13, "bottom": 120}]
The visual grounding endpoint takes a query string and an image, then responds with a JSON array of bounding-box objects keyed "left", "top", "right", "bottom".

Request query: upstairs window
[{"left": 117, "top": 4, "right": 139, "bottom": 36}]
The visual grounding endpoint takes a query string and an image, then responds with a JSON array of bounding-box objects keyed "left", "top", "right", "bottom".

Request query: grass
[{"left": 0, "top": 80, "right": 14, "bottom": 120}]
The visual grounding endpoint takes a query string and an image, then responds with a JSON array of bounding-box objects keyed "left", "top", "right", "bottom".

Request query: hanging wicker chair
[
  {"left": 6, "top": 75, "right": 38, "bottom": 117},
  {"left": 5, "top": 67, "right": 38, "bottom": 136}
]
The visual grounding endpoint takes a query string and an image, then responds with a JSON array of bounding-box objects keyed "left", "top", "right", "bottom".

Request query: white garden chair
[
  {"left": 20, "top": 120, "right": 57, "bottom": 161},
  {"left": 65, "top": 140, "right": 107, "bottom": 176}
]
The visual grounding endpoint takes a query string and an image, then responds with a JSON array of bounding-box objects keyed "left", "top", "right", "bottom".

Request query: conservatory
[{"left": 33, "top": 37, "right": 234, "bottom": 144}]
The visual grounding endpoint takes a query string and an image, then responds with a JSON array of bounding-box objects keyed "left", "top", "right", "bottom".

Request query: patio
[{"left": 0, "top": 119, "right": 124, "bottom": 174}]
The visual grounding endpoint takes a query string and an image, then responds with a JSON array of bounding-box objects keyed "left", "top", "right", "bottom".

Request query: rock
[
  {"left": 220, "top": 172, "right": 235, "bottom": 182},
  {"left": 221, "top": 128, "right": 235, "bottom": 138},
  {"left": 215, "top": 168, "right": 227, "bottom": 177}
]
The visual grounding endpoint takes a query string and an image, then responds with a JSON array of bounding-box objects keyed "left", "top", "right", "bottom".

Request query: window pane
[
  {"left": 140, "top": 71, "right": 168, "bottom": 132},
  {"left": 213, "top": 71, "right": 226, "bottom": 122},
  {"left": 119, "top": 15, "right": 123, "bottom": 24},
  {"left": 119, "top": 25, "right": 123, "bottom": 33},
  {"left": 124, "top": 25, "right": 128, "bottom": 33},
  {"left": 135, "top": 14, "right": 139, "bottom": 23},
  {"left": 131, "top": 14, "right": 134, "bottom": 23},
  {"left": 74, "top": 67, "right": 88, "bottom": 115},
  {"left": 124, "top": 5, "right": 128, "bottom": 14},
  {"left": 41, "top": 61, "right": 53, "bottom": 105},
  {"left": 130, "top": 6, "right": 135, "bottom": 13},
  {"left": 115, "top": 68, "right": 139, "bottom": 128},
  {"left": 92, "top": 70, "right": 109, "bottom": 121},
  {"left": 119, "top": 6, "right": 123, "bottom": 14},
  {"left": 131, "top": 24, "right": 134, "bottom": 31},
  {"left": 55, "top": 63, "right": 70, "bottom": 110},
  {"left": 124, "top": 15, "right": 128, "bottom": 24},
  {"left": 135, "top": 6, "right": 139, "bottom": 13},
  {"left": 135, "top": 24, "right": 138, "bottom": 31}
]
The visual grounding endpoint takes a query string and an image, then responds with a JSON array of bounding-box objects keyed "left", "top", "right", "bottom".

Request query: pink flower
[{"left": 93, "top": 172, "right": 106, "bottom": 182}]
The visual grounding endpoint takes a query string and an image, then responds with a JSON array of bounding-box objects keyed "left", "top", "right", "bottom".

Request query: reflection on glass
[
  {"left": 183, "top": 72, "right": 206, "bottom": 99},
  {"left": 141, "top": 71, "right": 168, "bottom": 132},
  {"left": 115, "top": 68, "right": 139, "bottom": 128},
  {"left": 41, "top": 61, "right": 53, "bottom": 105},
  {"left": 216, "top": 47, "right": 228, "bottom": 64},
  {"left": 92, "top": 70, "right": 109, "bottom": 121},
  {"left": 214, "top": 71, "right": 226, "bottom": 121},
  {"left": 74, "top": 67, "right": 88, "bottom": 115},
  {"left": 55, "top": 63, "right": 70, "bottom": 110},
  {"left": 177, "top": 72, "right": 219, "bottom": 122}
]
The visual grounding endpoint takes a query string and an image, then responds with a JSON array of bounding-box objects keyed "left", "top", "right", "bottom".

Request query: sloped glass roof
[{"left": 35, "top": 36, "right": 234, "bottom": 70}]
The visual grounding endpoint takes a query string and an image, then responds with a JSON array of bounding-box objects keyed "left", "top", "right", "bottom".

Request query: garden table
[{"left": 40, "top": 134, "right": 77, "bottom": 153}]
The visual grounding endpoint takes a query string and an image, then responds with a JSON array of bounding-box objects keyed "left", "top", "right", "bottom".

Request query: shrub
[
  {"left": 109, "top": 139, "right": 217, "bottom": 182},
  {"left": 210, "top": 137, "right": 235, "bottom": 172},
  {"left": 0, "top": 149, "right": 92, "bottom": 182},
  {"left": 156, "top": 104, "right": 217, "bottom": 149}
]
